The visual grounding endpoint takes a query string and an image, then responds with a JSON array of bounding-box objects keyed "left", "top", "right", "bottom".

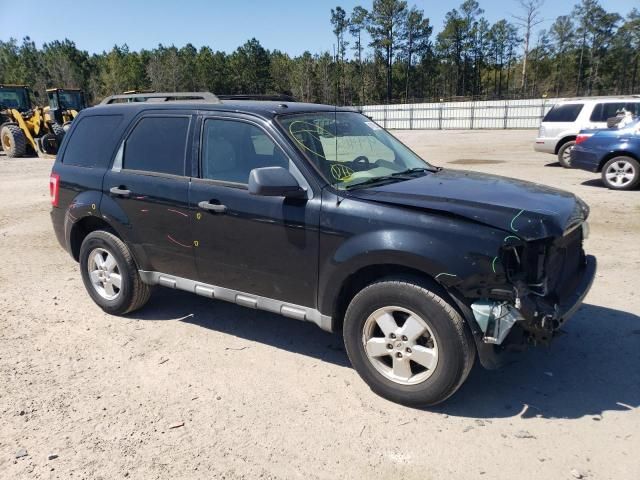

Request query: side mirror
[{"left": 248, "top": 167, "right": 306, "bottom": 198}]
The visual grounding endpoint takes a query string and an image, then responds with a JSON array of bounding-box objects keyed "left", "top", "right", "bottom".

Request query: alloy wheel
[
  {"left": 361, "top": 306, "right": 439, "bottom": 385},
  {"left": 87, "top": 247, "right": 122, "bottom": 300},
  {"left": 605, "top": 159, "right": 636, "bottom": 187}
]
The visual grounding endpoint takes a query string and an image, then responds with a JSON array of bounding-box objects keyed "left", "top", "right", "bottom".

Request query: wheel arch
[
  {"left": 69, "top": 215, "right": 117, "bottom": 261},
  {"left": 598, "top": 151, "right": 639, "bottom": 172},
  {"left": 329, "top": 263, "right": 477, "bottom": 335},
  {"left": 554, "top": 135, "right": 577, "bottom": 154}
]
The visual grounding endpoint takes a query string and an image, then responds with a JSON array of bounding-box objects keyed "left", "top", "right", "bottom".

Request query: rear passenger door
[
  {"left": 103, "top": 113, "right": 197, "bottom": 279},
  {"left": 189, "top": 115, "right": 320, "bottom": 308}
]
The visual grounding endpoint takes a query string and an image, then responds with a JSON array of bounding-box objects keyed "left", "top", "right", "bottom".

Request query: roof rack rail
[
  {"left": 217, "top": 94, "right": 298, "bottom": 102},
  {"left": 100, "top": 91, "right": 220, "bottom": 105}
]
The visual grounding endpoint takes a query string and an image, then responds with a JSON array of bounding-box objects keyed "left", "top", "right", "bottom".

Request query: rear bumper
[
  {"left": 50, "top": 208, "right": 68, "bottom": 252},
  {"left": 571, "top": 147, "right": 602, "bottom": 172},
  {"left": 533, "top": 138, "right": 557, "bottom": 154}
]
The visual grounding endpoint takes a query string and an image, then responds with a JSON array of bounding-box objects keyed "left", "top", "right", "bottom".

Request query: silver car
[{"left": 534, "top": 96, "right": 640, "bottom": 168}]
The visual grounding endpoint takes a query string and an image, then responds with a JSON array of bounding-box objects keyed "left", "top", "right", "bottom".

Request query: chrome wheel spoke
[
  {"left": 93, "top": 254, "right": 105, "bottom": 270},
  {"left": 110, "top": 273, "right": 122, "bottom": 289},
  {"left": 103, "top": 254, "right": 117, "bottom": 272},
  {"left": 365, "top": 338, "right": 390, "bottom": 357},
  {"left": 374, "top": 311, "right": 398, "bottom": 336},
  {"left": 89, "top": 270, "right": 101, "bottom": 284},
  {"left": 103, "top": 281, "right": 115, "bottom": 297},
  {"left": 411, "top": 345, "right": 438, "bottom": 370},
  {"left": 400, "top": 315, "right": 426, "bottom": 341},
  {"left": 392, "top": 356, "right": 412, "bottom": 380}
]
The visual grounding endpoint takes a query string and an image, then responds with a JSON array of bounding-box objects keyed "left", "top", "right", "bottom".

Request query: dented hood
[{"left": 348, "top": 169, "right": 589, "bottom": 241}]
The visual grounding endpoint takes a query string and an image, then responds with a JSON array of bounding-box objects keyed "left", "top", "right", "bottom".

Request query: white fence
[{"left": 360, "top": 97, "right": 564, "bottom": 130}]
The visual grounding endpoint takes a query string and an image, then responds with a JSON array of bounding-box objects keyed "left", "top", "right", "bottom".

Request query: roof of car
[
  {"left": 557, "top": 96, "right": 640, "bottom": 104},
  {"left": 91, "top": 100, "right": 357, "bottom": 119}
]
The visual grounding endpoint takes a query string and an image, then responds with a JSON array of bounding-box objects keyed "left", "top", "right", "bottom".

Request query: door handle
[
  {"left": 110, "top": 186, "right": 131, "bottom": 197},
  {"left": 198, "top": 201, "right": 227, "bottom": 213}
]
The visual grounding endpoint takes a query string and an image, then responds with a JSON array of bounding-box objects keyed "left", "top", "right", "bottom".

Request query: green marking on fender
[
  {"left": 435, "top": 273, "right": 457, "bottom": 280},
  {"left": 491, "top": 256, "right": 499, "bottom": 273},
  {"left": 510, "top": 209, "right": 524, "bottom": 232}
]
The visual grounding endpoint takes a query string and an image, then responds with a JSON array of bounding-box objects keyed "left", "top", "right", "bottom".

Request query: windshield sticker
[{"left": 330, "top": 164, "right": 354, "bottom": 181}]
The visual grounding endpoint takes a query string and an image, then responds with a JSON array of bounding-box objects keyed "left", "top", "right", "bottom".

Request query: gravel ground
[{"left": 1, "top": 129, "right": 639, "bottom": 480}]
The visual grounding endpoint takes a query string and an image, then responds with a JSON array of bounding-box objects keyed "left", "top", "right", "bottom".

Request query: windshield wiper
[
  {"left": 391, "top": 166, "right": 438, "bottom": 176},
  {"left": 345, "top": 175, "right": 411, "bottom": 190},
  {"left": 344, "top": 166, "right": 439, "bottom": 190}
]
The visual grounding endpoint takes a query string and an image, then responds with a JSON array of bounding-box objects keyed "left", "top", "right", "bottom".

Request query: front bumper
[
  {"left": 554, "top": 254, "right": 597, "bottom": 325},
  {"left": 534, "top": 138, "right": 556, "bottom": 154},
  {"left": 474, "top": 255, "right": 597, "bottom": 369}
]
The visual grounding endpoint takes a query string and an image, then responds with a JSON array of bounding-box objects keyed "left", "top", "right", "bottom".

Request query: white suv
[{"left": 534, "top": 97, "right": 640, "bottom": 167}]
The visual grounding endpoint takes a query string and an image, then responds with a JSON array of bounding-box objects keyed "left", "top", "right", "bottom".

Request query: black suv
[{"left": 50, "top": 92, "right": 596, "bottom": 406}]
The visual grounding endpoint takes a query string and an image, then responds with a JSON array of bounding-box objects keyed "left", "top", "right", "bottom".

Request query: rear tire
[
  {"left": 557, "top": 140, "right": 576, "bottom": 168},
  {"left": 79, "top": 230, "right": 152, "bottom": 315},
  {"left": 601, "top": 156, "right": 640, "bottom": 190},
  {"left": 50, "top": 122, "right": 65, "bottom": 137},
  {"left": 40, "top": 132, "right": 59, "bottom": 155},
  {"left": 1, "top": 123, "right": 27, "bottom": 157},
  {"left": 343, "top": 278, "right": 475, "bottom": 407}
]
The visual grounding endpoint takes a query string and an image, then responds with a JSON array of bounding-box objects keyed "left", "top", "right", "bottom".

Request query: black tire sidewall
[
  {"left": 601, "top": 156, "right": 640, "bottom": 190},
  {"left": 1, "top": 124, "right": 26, "bottom": 157},
  {"left": 79, "top": 231, "right": 136, "bottom": 314},
  {"left": 344, "top": 281, "right": 471, "bottom": 406},
  {"left": 558, "top": 141, "right": 575, "bottom": 168}
]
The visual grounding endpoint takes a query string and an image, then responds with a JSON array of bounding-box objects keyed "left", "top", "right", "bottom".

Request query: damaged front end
[{"left": 471, "top": 221, "right": 596, "bottom": 355}]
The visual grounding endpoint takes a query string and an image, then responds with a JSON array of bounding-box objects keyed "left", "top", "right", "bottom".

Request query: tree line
[{"left": 0, "top": 0, "right": 638, "bottom": 106}]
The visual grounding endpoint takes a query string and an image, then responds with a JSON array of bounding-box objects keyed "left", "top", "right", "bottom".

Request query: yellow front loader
[
  {"left": 0, "top": 84, "right": 59, "bottom": 157},
  {"left": 45, "top": 87, "right": 87, "bottom": 131}
]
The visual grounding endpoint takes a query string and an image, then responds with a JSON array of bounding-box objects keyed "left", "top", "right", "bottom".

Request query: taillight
[
  {"left": 575, "top": 134, "right": 593, "bottom": 145},
  {"left": 49, "top": 173, "right": 60, "bottom": 207}
]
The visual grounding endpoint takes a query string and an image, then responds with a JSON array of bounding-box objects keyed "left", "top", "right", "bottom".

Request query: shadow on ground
[
  {"left": 581, "top": 179, "right": 605, "bottom": 188},
  {"left": 581, "top": 178, "right": 640, "bottom": 193},
  {"left": 130, "top": 290, "right": 640, "bottom": 420},
  {"left": 131, "top": 288, "right": 350, "bottom": 367}
]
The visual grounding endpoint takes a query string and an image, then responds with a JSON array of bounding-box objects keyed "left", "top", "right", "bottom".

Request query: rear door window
[
  {"left": 62, "top": 114, "right": 124, "bottom": 167},
  {"left": 590, "top": 103, "right": 625, "bottom": 122},
  {"left": 123, "top": 116, "right": 190, "bottom": 176},
  {"left": 543, "top": 104, "right": 584, "bottom": 122}
]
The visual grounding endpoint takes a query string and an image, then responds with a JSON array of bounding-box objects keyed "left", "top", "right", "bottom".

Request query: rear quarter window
[
  {"left": 543, "top": 104, "right": 584, "bottom": 122},
  {"left": 62, "top": 115, "right": 124, "bottom": 167},
  {"left": 590, "top": 102, "right": 640, "bottom": 122}
]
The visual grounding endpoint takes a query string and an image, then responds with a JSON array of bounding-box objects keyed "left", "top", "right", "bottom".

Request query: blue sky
[{"left": 0, "top": 0, "right": 634, "bottom": 56}]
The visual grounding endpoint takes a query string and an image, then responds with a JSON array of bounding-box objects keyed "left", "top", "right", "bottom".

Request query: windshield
[
  {"left": 279, "top": 112, "right": 433, "bottom": 189},
  {"left": 58, "top": 91, "right": 84, "bottom": 110},
  {"left": 0, "top": 87, "right": 30, "bottom": 111}
]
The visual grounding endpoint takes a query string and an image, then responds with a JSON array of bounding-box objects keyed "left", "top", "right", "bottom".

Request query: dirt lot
[{"left": 1, "top": 129, "right": 639, "bottom": 480}]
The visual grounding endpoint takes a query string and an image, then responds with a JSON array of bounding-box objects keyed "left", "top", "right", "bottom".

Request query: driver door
[{"left": 189, "top": 115, "right": 321, "bottom": 308}]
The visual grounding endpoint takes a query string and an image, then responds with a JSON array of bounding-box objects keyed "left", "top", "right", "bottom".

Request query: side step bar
[{"left": 138, "top": 270, "right": 332, "bottom": 332}]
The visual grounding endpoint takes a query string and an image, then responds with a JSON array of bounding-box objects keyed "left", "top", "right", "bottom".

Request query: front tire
[
  {"left": 343, "top": 278, "right": 475, "bottom": 407},
  {"left": 1, "top": 123, "right": 27, "bottom": 157},
  {"left": 601, "top": 156, "right": 640, "bottom": 190},
  {"left": 557, "top": 140, "right": 576, "bottom": 168},
  {"left": 79, "top": 230, "right": 151, "bottom": 315}
]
